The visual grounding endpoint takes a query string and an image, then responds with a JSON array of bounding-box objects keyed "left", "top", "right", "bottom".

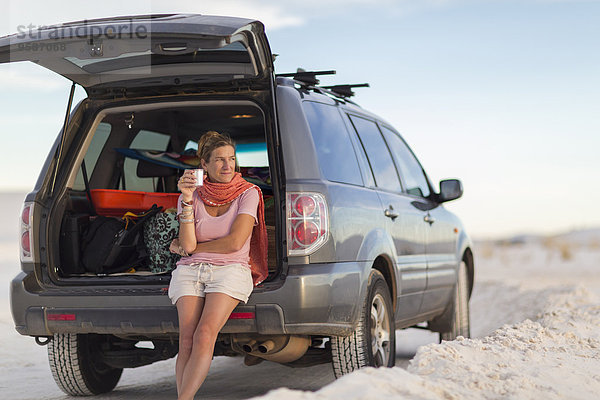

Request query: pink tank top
[{"left": 176, "top": 189, "right": 259, "bottom": 268}]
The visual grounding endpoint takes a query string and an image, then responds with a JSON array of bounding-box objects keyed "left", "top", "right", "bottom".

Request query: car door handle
[
  {"left": 424, "top": 214, "right": 435, "bottom": 225},
  {"left": 384, "top": 207, "right": 398, "bottom": 220}
]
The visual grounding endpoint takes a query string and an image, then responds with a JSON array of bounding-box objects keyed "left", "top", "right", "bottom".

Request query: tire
[
  {"left": 440, "top": 261, "right": 471, "bottom": 342},
  {"left": 331, "top": 270, "right": 395, "bottom": 377},
  {"left": 48, "top": 334, "right": 123, "bottom": 396}
]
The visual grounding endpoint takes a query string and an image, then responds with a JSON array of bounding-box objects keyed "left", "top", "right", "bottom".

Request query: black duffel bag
[{"left": 81, "top": 204, "right": 162, "bottom": 274}]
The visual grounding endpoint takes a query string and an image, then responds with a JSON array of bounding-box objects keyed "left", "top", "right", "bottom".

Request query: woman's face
[{"left": 201, "top": 145, "right": 236, "bottom": 184}]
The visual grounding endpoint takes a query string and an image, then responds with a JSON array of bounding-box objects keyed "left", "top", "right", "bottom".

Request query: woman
[{"left": 168, "top": 131, "right": 268, "bottom": 400}]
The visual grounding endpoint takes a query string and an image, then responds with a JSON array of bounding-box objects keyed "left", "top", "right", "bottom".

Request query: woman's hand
[
  {"left": 170, "top": 238, "right": 191, "bottom": 256},
  {"left": 177, "top": 169, "right": 197, "bottom": 201},
  {"left": 169, "top": 239, "right": 180, "bottom": 254}
]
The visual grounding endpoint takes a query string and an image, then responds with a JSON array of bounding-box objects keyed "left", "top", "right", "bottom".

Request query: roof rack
[
  {"left": 276, "top": 69, "right": 336, "bottom": 86},
  {"left": 321, "top": 83, "right": 370, "bottom": 98},
  {"left": 276, "top": 68, "right": 370, "bottom": 101}
]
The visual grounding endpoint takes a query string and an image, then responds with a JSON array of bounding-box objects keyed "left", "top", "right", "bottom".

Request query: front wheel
[
  {"left": 440, "top": 261, "right": 471, "bottom": 341},
  {"left": 48, "top": 333, "right": 123, "bottom": 396},
  {"left": 331, "top": 269, "right": 395, "bottom": 377}
]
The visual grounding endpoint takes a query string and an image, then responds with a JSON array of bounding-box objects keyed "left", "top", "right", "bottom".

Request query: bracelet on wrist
[
  {"left": 181, "top": 200, "right": 193, "bottom": 207},
  {"left": 179, "top": 218, "right": 194, "bottom": 224}
]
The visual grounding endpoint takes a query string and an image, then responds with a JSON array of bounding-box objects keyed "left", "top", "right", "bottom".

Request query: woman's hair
[{"left": 197, "top": 131, "right": 236, "bottom": 163}]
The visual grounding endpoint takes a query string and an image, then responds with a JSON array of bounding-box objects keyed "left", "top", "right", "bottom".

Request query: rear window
[
  {"left": 184, "top": 140, "right": 268, "bottom": 167},
  {"left": 124, "top": 130, "right": 171, "bottom": 191},
  {"left": 72, "top": 122, "right": 111, "bottom": 191},
  {"left": 73, "top": 103, "right": 268, "bottom": 194},
  {"left": 302, "top": 101, "right": 363, "bottom": 186}
]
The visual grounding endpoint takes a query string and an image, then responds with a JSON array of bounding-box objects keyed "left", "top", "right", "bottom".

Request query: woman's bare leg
[
  {"left": 178, "top": 292, "right": 239, "bottom": 400},
  {"left": 175, "top": 296, "right": 205, "bottom": 396}
]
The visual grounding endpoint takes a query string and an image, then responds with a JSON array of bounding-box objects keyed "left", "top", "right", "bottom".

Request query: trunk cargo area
[{"left": 52, "top": 98, "right": 279, "bottom": 283}]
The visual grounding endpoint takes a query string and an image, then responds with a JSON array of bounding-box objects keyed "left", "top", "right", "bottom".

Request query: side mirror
[{"left": 438, "top": 179, "right": 463, "bottom": 203}]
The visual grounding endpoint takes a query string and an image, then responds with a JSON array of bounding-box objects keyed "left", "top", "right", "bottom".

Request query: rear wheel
[
  {"left": 440, "top": 261, "right": 470, "bottom": 341},
  {"left": 331, "top": 270, "right": 395, "bottom": 377},
  {"left": 48, "top": 333, "right": 123, "bottom": 396}
]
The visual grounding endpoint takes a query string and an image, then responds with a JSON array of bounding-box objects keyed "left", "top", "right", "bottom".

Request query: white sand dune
[{"left": 254, "top": 241, "right": 600, "bottom": 400}]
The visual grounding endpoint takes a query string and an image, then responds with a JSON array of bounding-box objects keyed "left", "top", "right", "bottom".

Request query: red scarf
[{"left": 197, "top": 172, "right": 268, "bottom": 285}]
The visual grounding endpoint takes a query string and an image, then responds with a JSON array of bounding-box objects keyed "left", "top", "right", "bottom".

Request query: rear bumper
[{"left": 10, "top": 261, "right": 368, "bottom": 337}]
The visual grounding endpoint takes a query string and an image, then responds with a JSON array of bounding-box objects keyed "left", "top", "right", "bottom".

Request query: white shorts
[{"left": 168, "top": 263, "right": 253, "bottom": 305}]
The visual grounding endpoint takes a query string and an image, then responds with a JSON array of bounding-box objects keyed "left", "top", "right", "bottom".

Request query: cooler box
[{"left": 90, "top": 189, "right": 180, "bottom": 217}]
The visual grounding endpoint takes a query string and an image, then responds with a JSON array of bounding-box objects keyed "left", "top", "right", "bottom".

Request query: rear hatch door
[{"left": 0, "top": 14, "right": 274, "bottom": 95}]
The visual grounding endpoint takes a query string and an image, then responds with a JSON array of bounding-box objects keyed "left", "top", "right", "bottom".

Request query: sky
[{"left": 0, "top": 0, "right": 599, "bottom": 239}]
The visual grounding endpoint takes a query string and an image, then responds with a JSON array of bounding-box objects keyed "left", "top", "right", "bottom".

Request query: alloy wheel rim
[{"left": 370, "top": 293, "right": 391, "bottom": 366}]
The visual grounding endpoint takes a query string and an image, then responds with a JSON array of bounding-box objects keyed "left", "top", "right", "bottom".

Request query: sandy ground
[
  {"left": 255, "top": 241, "right": 600, "bottom": 400},
  {"left": 1, "top": 193, "right": 598, "bottom": 399}
]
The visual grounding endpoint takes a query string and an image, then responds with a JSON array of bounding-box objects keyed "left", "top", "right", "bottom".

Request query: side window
[
  {"left": 381, "top": 126, "right": 431, "bottom": 198},
  {"left": 349, "top": 115, "right": 402, "bottom": 192},
  {"left": 124, "top": 130, "right": 171, "bottom": 192},
  {"left": 73, "top": 122, "right": 111, "bottom": 190},
  {"left": 303, "top": 101, "right": 363, "bottom": 186}
]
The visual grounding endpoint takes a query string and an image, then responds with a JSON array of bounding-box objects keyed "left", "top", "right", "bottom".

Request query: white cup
[{"left": 194, "top": 169, "right": 204, "bottom": 186}]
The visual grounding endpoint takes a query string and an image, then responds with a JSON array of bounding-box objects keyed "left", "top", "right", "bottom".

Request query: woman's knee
[
  {"left": 179, "top": 329, "right": 195, "bottom": 353},
  {"left": 192, "top": 325, "right": 218, "bottom": 348}
]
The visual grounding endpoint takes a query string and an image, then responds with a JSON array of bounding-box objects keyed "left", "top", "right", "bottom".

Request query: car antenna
[
  {"left": 276, "top": 68, "right": 336, "bottom": 86},
  {"left": 320, "top": 83, "right": 370, "bottom": 98}
]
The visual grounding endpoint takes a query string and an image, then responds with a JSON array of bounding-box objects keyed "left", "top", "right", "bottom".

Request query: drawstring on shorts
[{"left": 189, "top": 263, "right": 214, "bottom": 288}]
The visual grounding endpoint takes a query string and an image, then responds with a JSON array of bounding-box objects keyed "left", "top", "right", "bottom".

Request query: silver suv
[{"left": 3, "top": 14, "right": 473, "bottom": 396}]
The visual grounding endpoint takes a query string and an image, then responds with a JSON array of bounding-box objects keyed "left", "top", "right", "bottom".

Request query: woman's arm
[
  {"left": 177, "top": 170, "right": 199, "bottom": 254},
  {"left": 190, "top": 213, "right": 255, "bottom": 254},
  {"left": 171, "top": 187, "right": 260, "bottom": 256},
  {"left": 178, "top": 212, "right": 198, "bottom": 254}
]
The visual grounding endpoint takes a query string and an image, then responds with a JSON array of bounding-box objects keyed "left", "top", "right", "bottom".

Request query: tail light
[
  {"left": 20, "top": 202, "right": 35, "bottom": 263},
  {"left": 286, "top": 192, "right": 328, "bottom": 256}
]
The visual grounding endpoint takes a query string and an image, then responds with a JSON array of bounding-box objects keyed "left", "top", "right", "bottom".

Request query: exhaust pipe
[
  {"left": 235, "top": 335, "right": 310, "bottom": 363},
  {"left": 257, "top": 336, "right": 310, "bottom": 363},
  {"left": 242, "top": 340, "right": 257, "bottom": 353},
  {"left": 258, "top": 340, "right": 275, "bottom": 353}
]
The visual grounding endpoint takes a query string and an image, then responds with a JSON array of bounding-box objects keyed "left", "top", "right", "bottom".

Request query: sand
[{"left": 253, "top": 239, "right": 600, "bottom": 399}]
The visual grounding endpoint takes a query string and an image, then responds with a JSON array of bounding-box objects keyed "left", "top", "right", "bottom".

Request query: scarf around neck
[{"left": 197, "top": 172, "right": 268, "bottom": 285}]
